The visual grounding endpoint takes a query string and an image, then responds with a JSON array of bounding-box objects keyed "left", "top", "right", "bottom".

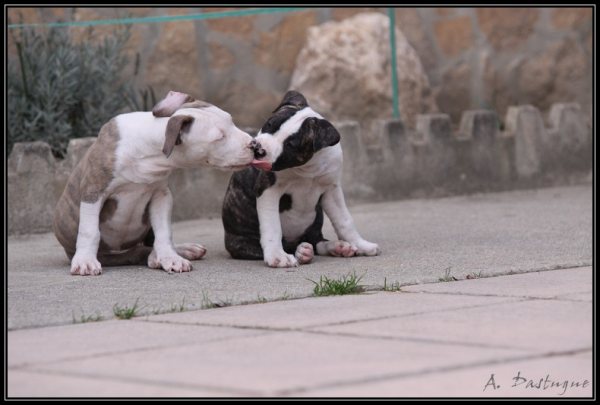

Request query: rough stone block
[
  {"left": 372, "top": 119, "right": 416, "bottom": 196},
  {"left": 505, "top": 105, "right": 545, "bottom": 178},
  {"left": 546, "top": 103, "right": 592, "bottom": 172},
  {"left": 336, "top": 121, "right": 364, "bottom": 165},
  {"left": 416, "top": 113, "right": 452, "bottom": 145},
  {"left": 8, "top": 142, "right": 56, "bottom": 174},
  {"left": 459, "top": 110, "right": 509, "bottom": 182},
  {"left": 8, "top": 142, "right": 57, "bottom": 235},
  {"left": 334, "top": 121, "right": 375, "bottom": 200},
  {"left": 415, "top": 113, "right": 455, "bottom": 186}
]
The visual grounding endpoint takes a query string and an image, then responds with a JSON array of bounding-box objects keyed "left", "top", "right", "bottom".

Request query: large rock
[{"left": 289, "top": 12, "right": 437, "bottom": 138}]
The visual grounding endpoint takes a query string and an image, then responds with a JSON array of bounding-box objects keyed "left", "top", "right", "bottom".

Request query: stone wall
[
  {"left": 7, "top": 7, "right": 593, "bottom": 129},
  {"left": 7, "top": 102, "right": 592, "bottom": 235}
]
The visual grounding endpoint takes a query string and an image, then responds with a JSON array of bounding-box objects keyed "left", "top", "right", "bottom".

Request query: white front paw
[
  {"left": 70, "top": 254, "right": 102, "bottom": 276},
  {"left": 264, "top": 250, "right": 299, "bottom": 268},
  {"left": 295, "top": 242, "right": 314, "bottom": 264},
  {"left": 148, "top": 251, "right": 192, "bottom": 273},
  {"left": 329, "top": 240, "right": 358, "bottom": 257},
  {"left": 355, "top": 240, "right": 381, "bottom": 256}
]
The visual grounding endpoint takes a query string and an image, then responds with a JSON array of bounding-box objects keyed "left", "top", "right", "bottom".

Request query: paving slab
[
  {"left": 313, "top": 298, "right": 592, "bottom": 352},
  {"left": 21, "top": 331, "right": 522, "bottom": 397},
  {"left": 298, "top": 353, "right": 592, "bottom": 397},
  {"left": 8, "top": 320, "right": 263, "bottom": 369},
  {"left": 8, "top": 369, "right": 233, "bottom": 398},
  {"left": 554, "top": 292, "right": 593, "bottom": 302},
  {"left": 7, "top": 185, "right": 592, "bottom": 329},
  {"left": 140, "top": 291, "right": 516, "bottom": 331},
  {"left": 402, "top": 266, "right": 593, "bottom": 298}
]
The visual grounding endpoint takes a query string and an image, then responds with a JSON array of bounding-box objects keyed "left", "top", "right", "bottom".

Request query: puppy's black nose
[
  {"left": 254, "top": 147, "right": 267, "bottom": 159},
  {"left": 249, "top": 139, "right": 267, "bottom": 159}
]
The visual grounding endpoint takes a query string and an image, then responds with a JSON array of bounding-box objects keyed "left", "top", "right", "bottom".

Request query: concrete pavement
[
  {"left": 7, "top": 184, "right": 592, "bottom": 329},
  {"left": 7, "top": 267, "right": 593, "bottom": 397}
]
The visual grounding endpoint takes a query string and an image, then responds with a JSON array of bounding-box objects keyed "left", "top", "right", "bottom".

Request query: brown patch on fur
[
  {"left": 99, "top": 198, "right": 118, "bottom": 223},
  {"left": 163, "top": 115, "right": 194, "bottom": 158},
  {"left": 80, "top": 119, "right": 119, "bottom": 202},
  {"left": 152, "top": 94, "right": 196, "bottom": 117},
  {"left": 153, "top": 98, "right": 212, "bottom": 117},
  {"left": 180, "top": 100, "right": 213, "bottom": 109},
  {"left": 53, "top": 119, "right": 120, "bottom": 258}
]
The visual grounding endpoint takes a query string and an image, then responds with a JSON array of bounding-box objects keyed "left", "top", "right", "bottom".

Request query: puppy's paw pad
[
  {"left": 355, "top": 241, "right": 381, "bottom": 256},
  {"left": 295, "top": 242, "right": 314, "bottom": 264},
  {"left": 176, "top": 243, "right": 207, "bottom": 260},
  {"left": 151, "top": 255, "right": 193, "bottom": 273},
  {"left": 330, "top": 241, "right": 358, "bottom": 257},
  {"left": 70, "top": 255, "right": 102, "bottom": 276},
  {"left": 265, "top": 251, "right": 298, "bottom": 268}
]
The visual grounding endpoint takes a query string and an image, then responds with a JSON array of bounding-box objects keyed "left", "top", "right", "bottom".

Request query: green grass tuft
[
  {"left": 466, "top": 271, "right": 484, "bottom": 280},
  {"left": 308, "top": 271, "right": 366, "bottom": 297},
  {"left": 72, "top": 310, "right": 103, "bottom": 324},
  {"left": 201, "top": 291, "right": 232, "bottom": 309},
  {"left": 383, "top": 277, "right": 402, "bottom": 292},
  {"left": 439, "top": 267, "right": 458, "bottom": 282},
  {"left": 113, "top": 298, "right": 140, "bottom": 320}
]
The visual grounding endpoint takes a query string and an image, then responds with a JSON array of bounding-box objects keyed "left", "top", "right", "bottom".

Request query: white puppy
[{"left": 54, "top": 91, "right": 262, "bottom": 275}]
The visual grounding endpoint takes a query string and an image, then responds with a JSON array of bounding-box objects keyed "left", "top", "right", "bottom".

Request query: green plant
[
  {"left": 466, "top": 271, "right": 483, "bottom": 280},
  {"left": 308, "top": 272, "right": 366, "bottom": 297},
  {"left": 7, "top": 20, "right": 153, "bottom": 157},
  {"left": 439, "top": 267, "right": 458, "bottom": 282},
  {"left": 113, "top": 298, "right": 140, "bottom": 320},
  {"left": 169, "top": 296, "right": 186, "bottom": 312},
  {"left": 382, "top": 277, "right": 402, "bottom": 292},
  {"left": 256, "top": 294, "right": 268, "bottom": 303},
  {"left": 200, "top": 291, "right": 232, "bottom": 309},
  {"left": 72, "top": 310, "right": 103, "bottom": 324}
]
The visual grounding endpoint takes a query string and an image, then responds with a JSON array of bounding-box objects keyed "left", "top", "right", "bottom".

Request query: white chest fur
[
  {"left": 279, "top": 182, "right": 325, "bottom": 242},
  {"left": 276, "top": 145, "right": 343, "bottom": 242}
]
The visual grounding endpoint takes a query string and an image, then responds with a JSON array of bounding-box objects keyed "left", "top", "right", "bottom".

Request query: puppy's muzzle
[{"left": 249, "top": 139, "right": 272, "bottom": 170}]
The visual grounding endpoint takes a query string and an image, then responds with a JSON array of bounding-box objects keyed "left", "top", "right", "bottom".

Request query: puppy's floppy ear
[
  {"left": 313, "top": 119, "right": 341, "bottom": 151},
  {"left": 153, "top": 91, "right": 195, "bottom": 117},
  {"left": 272, "top": 90, "right": 308, "bottom": 112},
  {"left": 163, "top": 115, "right": 194, "bottom": 158}
]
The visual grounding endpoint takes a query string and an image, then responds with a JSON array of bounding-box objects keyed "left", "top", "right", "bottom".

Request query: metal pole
[{"left": 388, "top": 7, "right": 400, "bottom": 119}]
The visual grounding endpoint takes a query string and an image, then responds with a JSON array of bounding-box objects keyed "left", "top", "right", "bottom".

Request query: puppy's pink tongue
[{"left": 251, "top": 160, "right": 272, "bottom": 171}]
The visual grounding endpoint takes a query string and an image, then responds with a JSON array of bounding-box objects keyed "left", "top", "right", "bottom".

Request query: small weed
[
  {"left": 113, "top": 298, "right": 140, "bottom": 320},
  {"left": 201, "top": 291, "right": 232, "bottom": 309},
  {"left": 201, "top": 291, "right": 216, "bottom": 309},
  {"left": 170, "top": 296, "right": 186, "bottom": 312},
  {"left": 466, "top": 271, "right": 483, "bottom": 280},
  {"left": 383, "top": 277, "right": 402, "bottom": 292},
  {"left": 308, "top": 271, "right": 366, "bottom": 297},
  {"left": 256, "top": 294, "right": 268, "bottom": 303},
  {"left": 439, "top": 267, "right": 458, "bottom": 282},
  {"left": 72, "top": 310, "right": 103, "bottom": 324}
]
